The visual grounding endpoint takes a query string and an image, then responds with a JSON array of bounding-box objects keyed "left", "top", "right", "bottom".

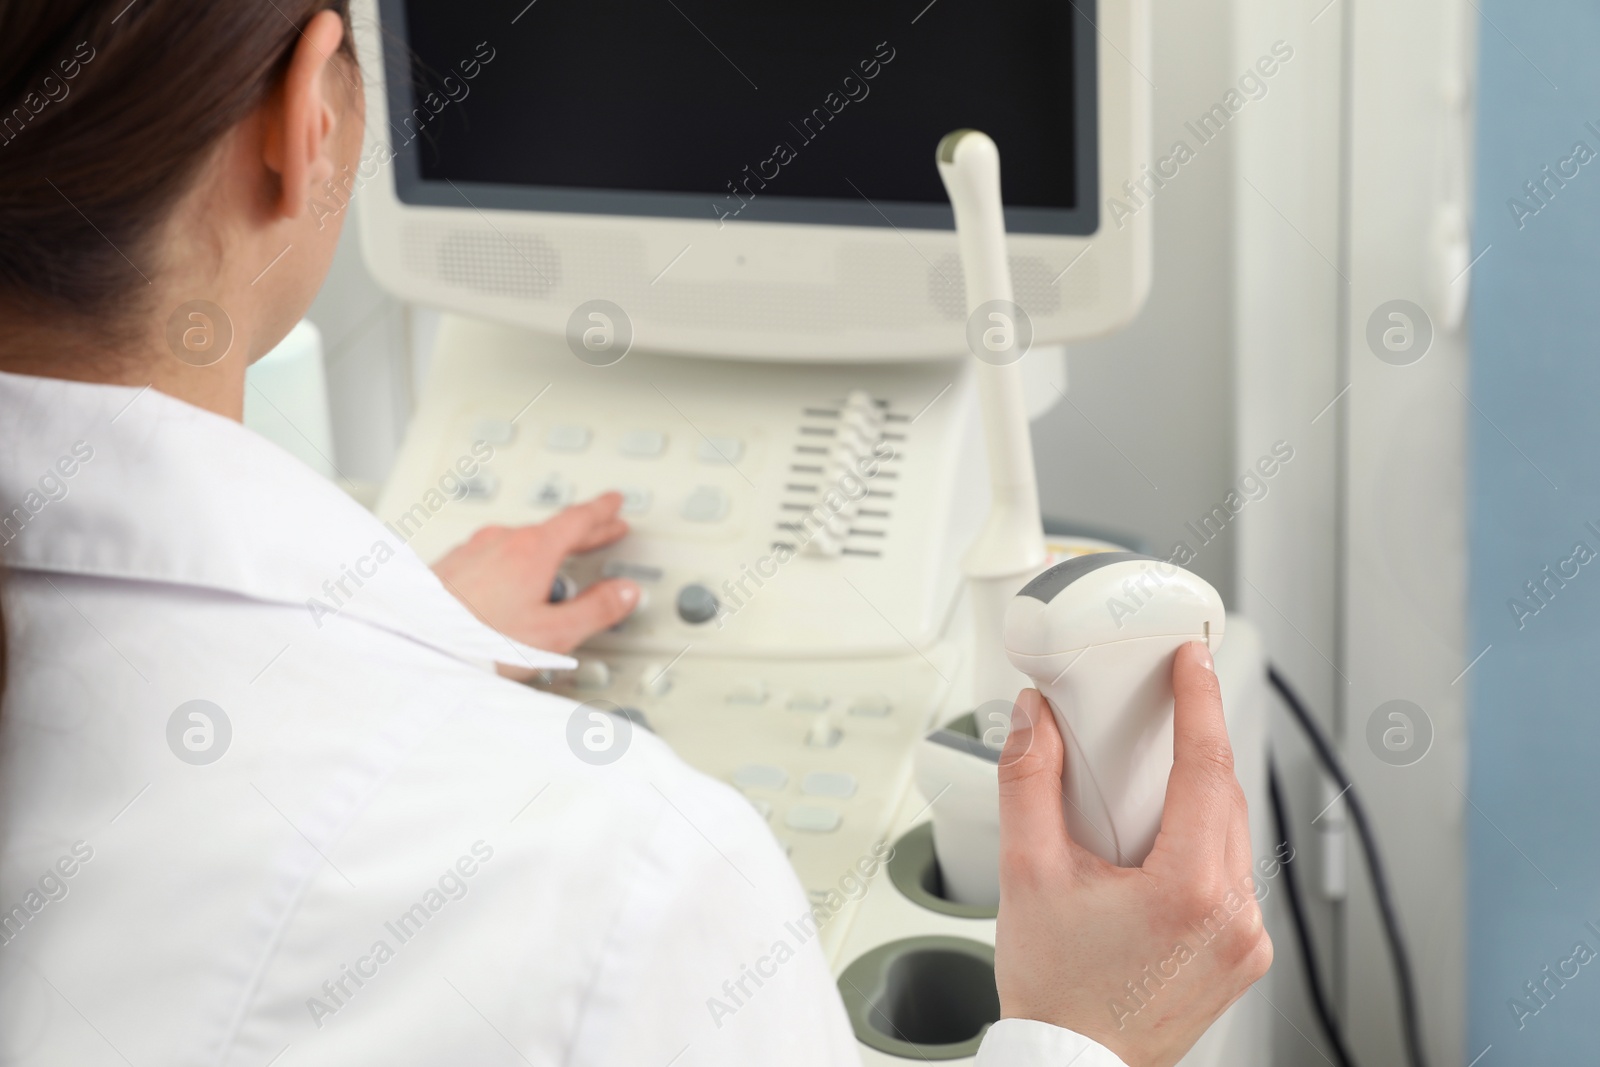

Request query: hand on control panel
[
  {"left": 993, "top": 642, "right": 1272, "bottom": 1067},
  {"left": 430, "top": 492, "right": 641, "bottom": 677}
]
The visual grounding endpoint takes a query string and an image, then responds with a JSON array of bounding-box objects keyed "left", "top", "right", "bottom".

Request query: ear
[{"left": 261, "top": 9, "right": 349, "bottom": 219}]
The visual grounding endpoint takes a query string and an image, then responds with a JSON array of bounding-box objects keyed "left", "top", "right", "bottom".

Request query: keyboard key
[
  {"left": 682, "top": 486, "right": 728, "bottom": 523},
  {"left": 801, "top": 772, "right": 857, "bottom": 799},
  {"left": 785, "top": 805, "right": 842, "bottom": 833},
  {"left": 546, "top": 424, "right": 591, "bottom": 452},
  {"left": 697, "top": 436, "right": 745, "bottom": 464},
  {"left": 619, "top": 429, "right": 667, "bottom": 457},
  {"left": 733, "top": 764, "right": 789, "bottom": 791},
  {"left": 471, "top": 418, "right": 516, "bottom": 445}
]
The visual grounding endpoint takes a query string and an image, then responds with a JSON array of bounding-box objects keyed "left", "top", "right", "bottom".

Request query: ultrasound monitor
[{"left": 354, "top": 0, "right": 1150, "bottom": 358}]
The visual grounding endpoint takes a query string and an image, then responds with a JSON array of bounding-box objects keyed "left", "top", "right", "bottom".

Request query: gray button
[
  {"left": 727, "top": 681, "right": 768, "bottom": 706},
  {"left": 546, "top": 424, "right": 592, "bottom": 452},
  {"left": 677, "top": 583, "right": 720, "bottom": 624},
  {"left": 603, "top": 560, "right": 664, "bottom": 583},
  {"left": 547, "top": 425, "right": 592, "bottom": 451},
  {"left": 460, "top": 475, "right": 499, "bottom": 500},
  {"left": 471, "top": 418, "right": 516, "bottom": 445},
  {"left": 733, "top": 764, "right": 789, "bottom": 791},
  {"left": 620, "top": 487, "right": 652, "bottom": 514},
  {"left": 681, "top": 486, "right": 728, "bottom": 523},
  {"left": 529, "top": 476, "right": 572, "bottom": 508},
  {"left": 785, "top": 805, "right": 842, "bottom": 833},
  {"left": 620, "top": 429, "right": 666, "bottom": 457},
  {"left": 801, "top": 772, "right": 857, "bottom": 799},
  {"left": 848, "top": 694, "right": 892, "bottom": 717},
  {"left": 697, "top": 436, "right": 745, "bottom": 464}
]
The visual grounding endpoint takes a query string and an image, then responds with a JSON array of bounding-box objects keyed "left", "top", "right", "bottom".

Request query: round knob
[
  {"left": 638, "top": 665, "right": 673, "bottom": 698},
  {"left": 676, "top": 583, "right": 720, "bottom": 625}
]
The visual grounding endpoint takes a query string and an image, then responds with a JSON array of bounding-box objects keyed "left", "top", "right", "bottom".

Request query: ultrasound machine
[{"left": 352, "top": 1, "right": 1270, "bottom": 1060}]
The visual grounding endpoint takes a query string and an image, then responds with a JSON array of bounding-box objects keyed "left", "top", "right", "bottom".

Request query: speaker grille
[
  {"left": 406, "top": 226, "right": 562, "bottom": 299},
  {"left": 399, "top": 223, "right": 1099, "bottom": 332},
  {"left": 927, "top": 253, "right": 1093, "bottom": 320}
]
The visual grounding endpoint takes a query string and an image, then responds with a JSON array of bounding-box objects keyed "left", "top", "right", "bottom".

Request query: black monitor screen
[{"left": 382, "top": 0, "right": 1098, "bottom": 233}]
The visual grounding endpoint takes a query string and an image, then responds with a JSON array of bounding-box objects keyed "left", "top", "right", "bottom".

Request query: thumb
[
  {"left": 546, "top": 579, "right": 639, "bottom": 651},
  {"left": 998, "top": 690, "right": 1072, "bottom": 871}
]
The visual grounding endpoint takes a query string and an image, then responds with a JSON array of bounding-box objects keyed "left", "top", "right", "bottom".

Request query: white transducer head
[{"left": 1004, "top": 552, "right": 1225, "bottom": 868}]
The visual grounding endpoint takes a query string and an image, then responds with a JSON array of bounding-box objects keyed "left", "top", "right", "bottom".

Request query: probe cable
[
  {"left": 1267, "top": 751, "right": 1357, "bottom": 1067},
  {"left": 1266, "top": 665, "right": 1429, "bottom": 1067}
]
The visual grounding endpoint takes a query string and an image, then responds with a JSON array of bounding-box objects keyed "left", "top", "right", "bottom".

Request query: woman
[{"left": 0, "top": 1, "right": 1270, "bottom": 1064}]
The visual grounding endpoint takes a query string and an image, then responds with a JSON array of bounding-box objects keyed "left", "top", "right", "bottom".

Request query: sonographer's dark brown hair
[
  {"left": 0, "top": 0, "right": 355, "bottom": 329},
  {"left": 0, "top": 0, "right": 355, "bottom": 697}
]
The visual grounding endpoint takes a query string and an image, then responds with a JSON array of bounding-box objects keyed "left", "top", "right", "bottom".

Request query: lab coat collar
[{"left": 0, "top": 370, "right": 573, "bottom": 671}]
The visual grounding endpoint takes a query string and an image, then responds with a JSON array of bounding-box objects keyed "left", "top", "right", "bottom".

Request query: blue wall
[{"left": 1470, "top": 2, "right": 1600, "bottom": 1060}]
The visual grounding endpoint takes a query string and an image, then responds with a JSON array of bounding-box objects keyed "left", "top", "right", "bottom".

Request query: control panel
[{"left": 379, "top": 315, "right": 988, "bottom": 658}]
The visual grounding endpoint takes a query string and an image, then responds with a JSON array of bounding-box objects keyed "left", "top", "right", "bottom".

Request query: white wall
[
  {"left": 1031, "top": 0, "right": 1241, "bottom": 603},
  {"left": 1235, "top": 1, "right": 1472, "bottom": 1065}
]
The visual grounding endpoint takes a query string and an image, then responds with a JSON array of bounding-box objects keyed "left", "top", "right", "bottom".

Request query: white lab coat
[{"left": 0, "top": 370, "right": 1122, "bottom": 1066}]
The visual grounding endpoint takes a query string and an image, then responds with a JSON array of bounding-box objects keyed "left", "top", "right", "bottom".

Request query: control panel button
[
  {"left": 573, "top": 659, "right": 612, "bottom": 690},
  {"left": 843, "top": 389, "right": 877, "bottom": 413},
  {"left": 459, "top": 475, "right": 499, "bottom": 500},
  {"left": 801, "top": 772, "right": 858, "bottom": 799},
  {"left": 529, "top": 476, "right": 573, "bottom": 509},
  {"left": 676, "top": 583, "right": 720, "bottom": 625},
  {"left": 619, "top": 487, "right": 652, "bottom": 515},
  {"left": 471, "top": 418, "right": 516, "bottom": 445},
  {"left": 787, "top": 691, "right": 830, "bottom": 712},
  {"left": 733, "top": 764, "right": 789, "bottom": 791},
  {"left": 748, "top": 797, "right": 773, "bottom": 820},
  {"left": 801, "top": 531, "right": 843, "bottom": 558},
  {"left": 848, "top": 694, "right": 892, "bottom": 718},
  {"left": 785, "top": 805, "right": 842, "bottom": 833},
  {"left": 603, "top": 561, "right": 664, "bottom": 583},
  {"left": 805, "top": 714, "right": 841, "bottom": 749},
  {"left": 727, "top": 681, "right": 769, "bottom": 706},
  {"left": 546, "top": 424, "right": 592, "bottom": 452},
  {"left": 681, "top": 485, "right": 729, "bottom": 523},
  {"left": 548, "top": 574, "right": 576, "bottom": 603},
  {"left": 619, "top": 429, "right": 666, "bottom": 457},
  {"left": 638, "top": 664, "right": 673, "bottom": 697},
  {"left": 697, "top": 436, "right": 745, "bottom": 465}
]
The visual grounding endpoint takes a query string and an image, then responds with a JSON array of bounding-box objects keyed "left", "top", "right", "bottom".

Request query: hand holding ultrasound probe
[{"left": 935, "top": 130, "right": 1272, "bottom": 1066}]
